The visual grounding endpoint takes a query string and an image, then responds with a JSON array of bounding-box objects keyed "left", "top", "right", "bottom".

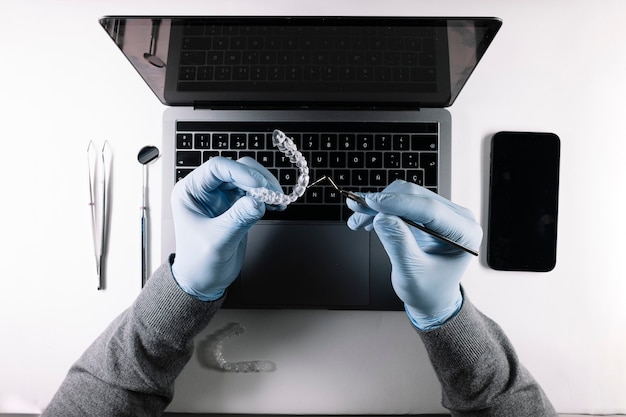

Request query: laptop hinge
[{"left": 192, "top": 102, "right": 422, "bottom": 111}]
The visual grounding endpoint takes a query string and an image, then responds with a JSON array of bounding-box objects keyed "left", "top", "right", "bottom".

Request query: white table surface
[{"left": 0, "top": 0, "right": 625, "bottom": 414}]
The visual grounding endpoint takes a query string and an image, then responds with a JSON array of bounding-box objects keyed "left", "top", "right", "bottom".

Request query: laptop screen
[{"left": 100, "top": 16, "right": 501, "bottom": 108}]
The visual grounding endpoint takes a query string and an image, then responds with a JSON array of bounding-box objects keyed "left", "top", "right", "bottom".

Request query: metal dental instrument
[
  {"left": 87, "top": 140, "right": 111, "bottom": 290},
  {"left": 87, "top": 141, "right": 99, "bottom": 284},
  {"left": 138, "top": 145, "right": 160, "bottom": 288},
  {"left": 308, "top": 176, "right": 479, "bottom": 256}
]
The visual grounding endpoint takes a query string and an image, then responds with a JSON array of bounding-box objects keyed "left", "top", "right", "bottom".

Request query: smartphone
[{"left": 487, "top": 131, "right": 560, "bottom": 271}]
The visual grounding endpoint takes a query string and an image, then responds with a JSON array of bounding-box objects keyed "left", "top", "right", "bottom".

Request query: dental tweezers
[
  {"left": 87, "top": 140, "right": 110, "bottom": 290},
  {"left": 308, "top": 176, "right": 479, "bottom": 256}
]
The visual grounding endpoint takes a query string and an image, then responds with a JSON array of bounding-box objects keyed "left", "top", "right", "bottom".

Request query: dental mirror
[
  {"left": 138, "top": 145, "right": 160, "bottom": 166},
  {"left": 143, "top": 19, "right": 165, "bottom": 68},
  {"left": 138, "top": 145, "right": 160, "bottom": 287}
]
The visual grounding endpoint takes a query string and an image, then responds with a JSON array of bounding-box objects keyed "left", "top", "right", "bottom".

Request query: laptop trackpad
[{"left": 241, "top": 224, "right": 370, "bottom": 307}]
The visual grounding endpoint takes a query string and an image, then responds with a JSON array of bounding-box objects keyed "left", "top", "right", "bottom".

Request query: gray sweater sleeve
[
  {"left": 417, "top": 290, "right": 557, "bottom": 417},
  {"left": 42, "top": 256, "right": 223, "bottom": 417},
  {"left": 44, "top": 261, "right": 556, "bottom": 416}
]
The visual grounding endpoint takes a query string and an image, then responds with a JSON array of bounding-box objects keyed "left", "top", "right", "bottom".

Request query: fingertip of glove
[
  {"left": 346, "top": 215, "right": 359, "bottom": 231},
  {"left": 347, "top": 212, "right": 374, "bottom": 231}
]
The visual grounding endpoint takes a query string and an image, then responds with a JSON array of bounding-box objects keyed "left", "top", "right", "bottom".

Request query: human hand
[
  {"left": 171, "top": 156, "right": 284, "bottom": 301},
  {"left": 346, "top": 180, "right": 482, "bottom": 328}
]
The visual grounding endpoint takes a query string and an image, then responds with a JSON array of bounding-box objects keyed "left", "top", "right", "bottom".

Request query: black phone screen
[{"left": 487, "top": 131, "right": 560, "bottom": 271}]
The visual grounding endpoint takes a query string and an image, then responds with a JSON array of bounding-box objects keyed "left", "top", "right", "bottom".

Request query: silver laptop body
[{"left": 100, "top": 16, "right": 501, "bottom": 310}]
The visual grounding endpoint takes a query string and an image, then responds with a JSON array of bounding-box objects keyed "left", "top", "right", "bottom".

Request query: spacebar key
[{"left": 262, "top": 204, "right": 341, "bottom": 221}]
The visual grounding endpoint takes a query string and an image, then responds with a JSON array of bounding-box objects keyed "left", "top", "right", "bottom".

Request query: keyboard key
[
  {"left": 329, "top": 153, "right": 346, "bottom": 168},
  {"left": 375, "top": 134, "right": 392, "bottom": 150},
  {"left": 338, "top": 67, "right": 356, "bottom": 81},
  {"left": 176, "top": 168, "right": 194, "bottom": 181},
  {"left": 356, "top": 134, "right": 373, "bottom": 150},
  {"left": 286, "top": 133, "right": 301, "bottom": 148},
  {"left": 197, "top": 66, "right": 214, "bottom": 81},
  {"left": 339, "top": 134, "right": 356, "bottom": 150},
  {"left": 268, "top": 66, "right": 284, "bottom": 80},
  {"left": 242, "top": 51, "right": 259, "bottom": 65},
  {"left": 276, "top": 154, "right": 293, "bottom": 167},
  {"left": 232, "top": 66, "right": 249, "bottom": 80},
  {"left": 321, "top": 134, "right": 338, "bottom": 150},
  {"left": 384, "top": 152, "right": 401, "bottom": 168},
  {"left": 195, "top": 133, "right": 211, "bottom": 148},
  {"left": 420, "top": 153, "right": 438, "bottom": 186},
  {"left": 181, "top": 51, "right": 206, "bottom": 65},
  {"left": 230, "top": 133, "right": 247, "bottom": 149},
  {"left": 177, "top": 151, "right": 201, "bottom": 166},
  {"left": 247, "top": 37, "right": 263, "bottom": 49},
  {"left": 325, "top": 187, "right": 342, "bottom": 203},
  {"left": 214, "top": 66, "right": 232, "bottom": 80},
  {"left": 248, "top": 133, "right": 266, "bottom": 149},
  {"left": 370, "top": 170, "right": 387, "bottom": 187},
  {"left": 352, "top": 170, "right": 369, "bottom": 186},
  {"left": 178, "top": 67, "right": 196, "bottom": 81},
  {"left": 407, "top": 169, "right": 424, "bottom": 185},
  {"left": 226, "top": 51, "right": 242, "bottom": 65},
  {"left": 312, "top": 169, "right": 332, "bottom": 183},
  {"left": 212, "top": 37, "right": 229, "bottom": 49},
  {"left": 412, "top": 134, "right": 438, "bottom": 151},
  {"left": 347, "top": 152, "right": 365, "bottom": 168},
  {"left": 311, "top": 152, "right": 328, "bottom": 168},
  {"left": 177, "top": 133, "right": 193, "bottom": 149},
  {"left": 388, "top": 170, "right": 405, "bottom": 182},
  {"left": 212, "top": 133, "right": 229, "bottom": 149},
  {"left": 334, "top": 170, "right": 351, "bottom": 186},
  {"left": 393, "top": 134, "right": 411, "bottom": 150},
  {"left": 251, "top": 66, "right": 267, "bottom": 80},
  {"left": 257, "top": 151, "right": 274, "bottom": 167},
  {"left": 375, "top": 67, "right": 392, "bottom": 82},
  {"left": 402, "top": 153, "right": 420, "bottom": 168},
  {"left": 306, "top": 187, "right": 323, "bottom": 203},
  {"left": 366, "top": 152, "right": 383, "bottom": 168},
  {"left": 203, "top": 150, "right": 219, "bottom": 162},
  {"left": 279, "top": 169, "right": 297, "bottom": 184},
  {"left": 302, "top": 133, "right": 320, "bottom": 150},
  {"left": 207, "top": 51, "right": 224, "bottom": 64}
]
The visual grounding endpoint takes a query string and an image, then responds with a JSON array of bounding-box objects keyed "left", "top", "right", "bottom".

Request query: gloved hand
[
  {"left": 347, "top": 180, "right": 482, "bottom": 329},
  {"left": 171, "top": 156, "right": 284, "bottom": 301}
]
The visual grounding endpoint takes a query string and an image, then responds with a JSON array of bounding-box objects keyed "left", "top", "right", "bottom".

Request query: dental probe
[{"left": 308, "top": 176, "right": 479, "bottom": 257}]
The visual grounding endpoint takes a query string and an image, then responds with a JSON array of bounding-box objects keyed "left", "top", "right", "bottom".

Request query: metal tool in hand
[{"left": 308, "top": 175, "right": 479, "bottom": 256}]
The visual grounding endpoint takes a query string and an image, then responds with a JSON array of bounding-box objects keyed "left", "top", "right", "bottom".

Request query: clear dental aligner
[
  {"left": 248, "top": 129, "right": 309, "bottom": 205},
  {"left": 198, "top": 322, "right": 276, "bottom": 373}
]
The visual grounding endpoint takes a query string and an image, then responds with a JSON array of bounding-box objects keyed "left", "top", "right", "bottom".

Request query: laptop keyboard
[
  {"left": 175, "top": 121, "right": 439, "bottom": 222},
  {"left": 177, "top": 23, "right": 438, "bottom": 88}
]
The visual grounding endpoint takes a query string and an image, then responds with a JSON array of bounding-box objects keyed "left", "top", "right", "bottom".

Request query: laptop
[{"left": 100, "top": 16, "right": 501, "bottom": 310}]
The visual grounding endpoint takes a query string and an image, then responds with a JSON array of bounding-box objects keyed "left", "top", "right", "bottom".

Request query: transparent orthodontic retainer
[
  {"left": 200, "top": 322, "right": 276, "bottom": 373},
  {"left": 248, "top": 129, "right": 309, "bottom": 205}
]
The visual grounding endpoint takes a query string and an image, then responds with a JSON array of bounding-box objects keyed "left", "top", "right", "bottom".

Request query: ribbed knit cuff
[
  {"left": 133, "top": 255, "right": 224, "bottom": 347},
  {"left": 414, "top": 288, "right": 493, "bottom": 369}
]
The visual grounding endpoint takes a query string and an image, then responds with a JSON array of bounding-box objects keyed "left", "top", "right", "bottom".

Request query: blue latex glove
[
  {"left": 347, "top": 180, "right": 482, "bottom": 329},
  {"left": 171, "top": 156, "right": 284, "bottom": 301}
]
